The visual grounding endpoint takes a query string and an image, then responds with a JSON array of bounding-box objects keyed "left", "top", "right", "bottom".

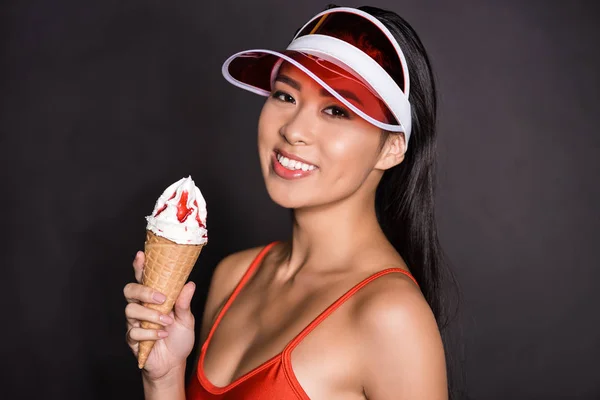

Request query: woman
[{"left": 124, "top": 5, "right": 451, "bottom": 399}]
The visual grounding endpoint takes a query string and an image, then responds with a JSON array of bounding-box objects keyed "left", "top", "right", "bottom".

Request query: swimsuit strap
[
  {"left": 284, "top": 268, "right": 418, "bottom": 352},
  {"left": 202, "top": 242, "right": 279, "bottom": 349}
]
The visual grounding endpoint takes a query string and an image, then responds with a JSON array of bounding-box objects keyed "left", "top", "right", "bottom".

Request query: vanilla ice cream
[{"left": 145, "top": 176, "right": 207, "bottom": 245}]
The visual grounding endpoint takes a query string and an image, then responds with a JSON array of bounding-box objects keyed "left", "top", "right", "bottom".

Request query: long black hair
[
  {"left": 362, "top": 5, "right": 453, "bottom": 325},
  {"left": 321, "top": 4, "right": 463, "bottom": 397}
]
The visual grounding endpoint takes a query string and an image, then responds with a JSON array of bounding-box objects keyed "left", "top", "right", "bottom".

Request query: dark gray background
[{"left": 1, "top": 0, "right": 598, "bottom": 399}]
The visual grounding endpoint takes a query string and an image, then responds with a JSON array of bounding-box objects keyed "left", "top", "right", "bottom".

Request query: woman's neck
[{"left": 281, "top": 192, "right": 388, "bottom": 279}]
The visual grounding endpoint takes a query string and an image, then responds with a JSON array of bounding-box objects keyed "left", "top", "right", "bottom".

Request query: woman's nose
[{"left": 279, "top": 106, "right": 315, "bottom": 146}]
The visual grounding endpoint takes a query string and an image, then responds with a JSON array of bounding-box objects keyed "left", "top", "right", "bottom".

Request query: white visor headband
[{"left": 222, "top": 7, "right": 413, "bottom": 143}]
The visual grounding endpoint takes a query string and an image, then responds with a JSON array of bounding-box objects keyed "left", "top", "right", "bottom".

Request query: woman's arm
[
  {"left": 142, "top": 364, "right": 187, "bottom": 400},
  {"left": 357, "top": 275, "right": 448, "bottom": 400}
]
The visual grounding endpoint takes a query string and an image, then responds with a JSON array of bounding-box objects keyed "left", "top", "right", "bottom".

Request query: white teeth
[{"left": 275, "top": 153, "right": 316, "bottom": 172}]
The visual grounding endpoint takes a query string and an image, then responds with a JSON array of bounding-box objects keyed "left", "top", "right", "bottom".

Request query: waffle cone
[{"left": 137, "top": 230, "right": 203, "bottom": 369}]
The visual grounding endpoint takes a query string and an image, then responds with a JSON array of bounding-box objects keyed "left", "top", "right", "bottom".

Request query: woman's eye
[
  {"left": 272, "top": 91, "right": 295, "bottom": 104},
  {"left": 323, "top": 106, "right": 350, "bottom": 119}
]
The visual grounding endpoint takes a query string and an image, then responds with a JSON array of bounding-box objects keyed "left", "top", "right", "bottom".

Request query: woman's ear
[{"left": 375, "top": 133, "right": 406, "bottom": 171}]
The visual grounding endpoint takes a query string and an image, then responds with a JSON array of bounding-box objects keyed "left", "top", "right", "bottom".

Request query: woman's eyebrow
[
  {"left": 275, "top": 75, "right": 301, "bottom": 90},
  {"left": 320, "top": 88, "right": 363, "bottom": 106},
  {"left": 275, "top": 74, "right": 363, "bottom": 106}
]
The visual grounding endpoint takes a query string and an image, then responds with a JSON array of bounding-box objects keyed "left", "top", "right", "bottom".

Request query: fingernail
[
  {"left": 160, "top": 314, "right": 173, "bottom": 324},
  {"left": 157, "top": 330, "right": 169, "bottom": 338},
  {"left": 153, "top": 292, "right": 166, "bottom": 303}
]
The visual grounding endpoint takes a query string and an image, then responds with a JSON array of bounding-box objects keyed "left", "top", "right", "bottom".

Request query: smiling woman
[
  {"left": 259, "top": 62, "right": 392, "bottom": 208},
  {"left": 124, "top": 4, "right": 454, "bottom": 400}
]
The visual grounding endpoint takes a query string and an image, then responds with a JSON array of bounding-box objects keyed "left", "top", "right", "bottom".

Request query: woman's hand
[{"left": 124, "top": 251, "right": 197, "bottom": 381}]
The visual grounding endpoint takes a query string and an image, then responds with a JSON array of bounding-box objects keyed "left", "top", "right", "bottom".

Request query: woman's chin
[
  {"left": 262, "top": 181, "right": 313, "bottom": 210},
  {"left": 266, "top": 189, "right": 304, "bottom": 210},
  {"left": 261, "top": 165, "right": 324, "bottom": 210}
]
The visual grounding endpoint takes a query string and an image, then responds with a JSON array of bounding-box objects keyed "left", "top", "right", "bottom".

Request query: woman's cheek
[
  {"left": 258, "top": 105, "right": 278, "bottom": 148},
  {"left": 326, "top": 133, "right": 368, "bottom": 164},
  {"left": 258, "top": 102, "right": 287, "bottom": 140}
]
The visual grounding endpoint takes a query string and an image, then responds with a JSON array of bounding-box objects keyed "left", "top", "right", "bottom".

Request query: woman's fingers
[
  {"left": 173, "top": 281, "right": 196, "bottom": 329},
  {"left": 123, "top": 282, "right": 167, "bottom": 305},
  {"left": 125, "top": 302, "right": 174, "bottom": 327},
  {"left": 125, "top": 251, "right": 170, "bottom": 358},
  {"left": 132, "top": 251, "right": 145, "bottom": 283},
  {"left": 127, "top": 326, "right": 169, "bottom": 346}
]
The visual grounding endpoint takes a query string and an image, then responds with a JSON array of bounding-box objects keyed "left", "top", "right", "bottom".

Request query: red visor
[
  {"left": 222, "top": 7, "right": 412, "bottom": 140},
  {"left": 293, "top": 10, "right": 408, "bottom": 93},
  {"left": 227, "top": 50, "right": 395, "bottom": 124}
]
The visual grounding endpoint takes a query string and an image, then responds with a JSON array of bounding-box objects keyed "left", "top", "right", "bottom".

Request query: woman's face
[{"left": 257, "top": 62, "right": 400, "bottom": 210}]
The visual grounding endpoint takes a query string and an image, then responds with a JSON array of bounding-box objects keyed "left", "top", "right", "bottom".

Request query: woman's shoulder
[
  {"left": 351, "top": 270, "right": 431, "bottom": 329},
  {"left": 208, "top": 244, "right": 272, "bottom": 301},
  {"left": 349, "top": 271, "right": 447, "bottom": 397},
  {"left": 216, "top": 246, "right": 266, "bottom": 276}
]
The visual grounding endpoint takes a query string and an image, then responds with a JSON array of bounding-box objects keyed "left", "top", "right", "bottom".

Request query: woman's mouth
[
  {"left": 276, "top": 152, "right": 316, "bottom": 171},
  {"left": 271, "top": 151, "right": 317, "bottom": 179}
]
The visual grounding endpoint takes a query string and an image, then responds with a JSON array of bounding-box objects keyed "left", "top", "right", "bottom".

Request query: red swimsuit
[{"left": 187, "top": 242, "right": 418, "bottom": 399}]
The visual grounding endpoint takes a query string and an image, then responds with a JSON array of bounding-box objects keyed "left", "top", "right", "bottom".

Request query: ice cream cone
[{"left": 137, "top": 230, "right": 203, "bottom": 369}]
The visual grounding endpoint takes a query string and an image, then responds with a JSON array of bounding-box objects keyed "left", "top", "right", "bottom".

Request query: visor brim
[{"left": 222, "top": 49, "right": 407, "bottom": 133}]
